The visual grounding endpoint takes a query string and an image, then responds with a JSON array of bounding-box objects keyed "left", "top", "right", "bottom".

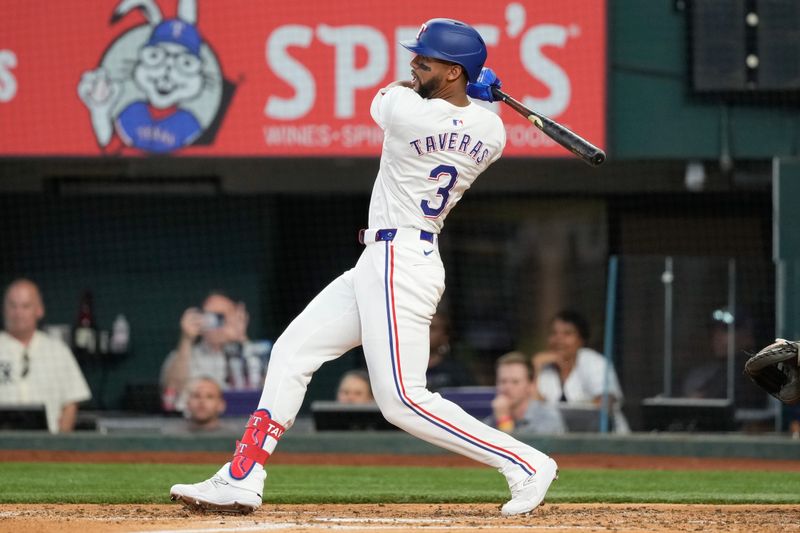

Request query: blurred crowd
[{"left": 0, "top": 278, "right": 784, "bottom": 435}]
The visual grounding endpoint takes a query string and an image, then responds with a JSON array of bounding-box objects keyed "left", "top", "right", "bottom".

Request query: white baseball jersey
[{"left": 369, "top": 86, "right": 506, "bottom": 233}]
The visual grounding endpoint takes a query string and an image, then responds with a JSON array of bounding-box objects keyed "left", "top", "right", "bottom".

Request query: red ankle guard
[{"left": 229, "top": 409, "right": 286, "bottom": 480}]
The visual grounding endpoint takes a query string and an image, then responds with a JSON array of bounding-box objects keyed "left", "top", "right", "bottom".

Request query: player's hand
[{"left": 466, "top": 67, "right": 501, "bottom": 102}]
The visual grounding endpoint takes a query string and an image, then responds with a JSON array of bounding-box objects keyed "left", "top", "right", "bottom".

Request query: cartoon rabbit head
[{"left": 134, "top": 19, "right": 205, "bottom": 108}]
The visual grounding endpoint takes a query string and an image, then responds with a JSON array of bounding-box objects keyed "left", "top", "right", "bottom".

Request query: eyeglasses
[
  {"left": 20, "top": 349, "right": 29, "bottom": 379},
  {"left": 138, "top": 46, "right": 202, "bottom": 75}
]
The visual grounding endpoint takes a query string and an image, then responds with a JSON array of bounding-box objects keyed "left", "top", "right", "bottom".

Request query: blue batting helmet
[{"left": 400, "top": 18, "right": 487, "bottom": 83}]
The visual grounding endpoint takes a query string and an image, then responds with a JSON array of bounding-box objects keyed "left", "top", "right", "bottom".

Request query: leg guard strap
[
  {"left": 247, "top": 411, "right": 286, "bottom": 440},
  {"left": 234, "top": 440, "right": 270, "bottom": 465},
  {"left": 229, "top": 409, "right": 285, "bottom": 480}
]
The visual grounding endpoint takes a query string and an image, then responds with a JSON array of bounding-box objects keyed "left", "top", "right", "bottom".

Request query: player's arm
[
  {"left": 370, "top": 81, "right": 415, "bottom": 129},
  {"left": 382, "top": 80, "right": 414, "bottom": 91}
]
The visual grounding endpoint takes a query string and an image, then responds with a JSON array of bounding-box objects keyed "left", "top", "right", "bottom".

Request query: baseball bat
[{"left": 491, "top": 87, "right": 606, "bottom": 167}]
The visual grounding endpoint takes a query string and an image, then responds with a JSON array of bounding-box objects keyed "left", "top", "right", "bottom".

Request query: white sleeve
[
  {"left": 56, "top": 343, "right": 92, "bottom": 405},
  {"left": 582, "top": 351, "right": 623, "bottom": 402},
  {"left": 488, "top": 116, "right": 506, "bottom": 166},
  {"left": 370, "top": 86, "right": 415, "bottom": 130},
  {"left": 370, "top": 88, "right": 392, "bottom": 130},
  {"left": 536, "top": 368, "right": 562, "bottom": 405}
]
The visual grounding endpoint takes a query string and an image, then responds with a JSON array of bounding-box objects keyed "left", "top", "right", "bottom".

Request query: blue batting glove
[{"left": 466, "top": 67, "right": 502, "bottom": 102}]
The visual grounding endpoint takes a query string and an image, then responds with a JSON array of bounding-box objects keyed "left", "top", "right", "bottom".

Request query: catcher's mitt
[{"left": 744, "top": 339, "right": 800, "bottom": 405}]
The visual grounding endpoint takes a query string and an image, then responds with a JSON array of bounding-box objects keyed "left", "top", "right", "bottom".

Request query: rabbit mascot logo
[{"left": 78, "top": 0, "right": 233, "bottom": 154}]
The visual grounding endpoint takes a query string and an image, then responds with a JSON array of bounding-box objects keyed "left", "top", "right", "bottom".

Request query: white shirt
[
  {"left": 0, "top": 331, "right": 92, "bottom": 433},
  {"left": 537, "top": 347, "right": 629, "bottom": 433},
  {"left": 369, "top": 86, "right": 506, "bottom": 233},
  {"left": 160, "top": 341, "right": 264, "bottom": 411},
  {"left": 537, "top": 347, "right": 624, "bottom": 404}
]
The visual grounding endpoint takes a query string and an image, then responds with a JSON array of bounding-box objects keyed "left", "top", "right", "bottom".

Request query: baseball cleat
[
  {"left": 169, "top": 462, "right": 265, "bottom": 514},
  {"left": 501, "top": 457, "right": 559, "bottom": 516}
]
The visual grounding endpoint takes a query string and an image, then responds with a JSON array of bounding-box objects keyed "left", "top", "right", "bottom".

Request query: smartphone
[{"left": 201, "top": 312, "right": 225, "bottom": 330}]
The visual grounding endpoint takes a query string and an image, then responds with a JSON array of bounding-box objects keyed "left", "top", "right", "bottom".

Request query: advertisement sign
[{"left": 0, "top": 1, "right": 605, "bottom": 157}]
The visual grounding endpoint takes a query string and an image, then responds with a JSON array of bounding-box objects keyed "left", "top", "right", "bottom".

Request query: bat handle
[{"left": 492, "top": 86, "right": 509, "bottom": 104}]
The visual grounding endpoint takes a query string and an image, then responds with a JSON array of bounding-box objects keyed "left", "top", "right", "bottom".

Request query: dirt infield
[
  {"left": 1, "top": 503, "right": 798, "bottom": 533},
  {"left": 2, "top": 452, "right": 799, "bottom": 532}
]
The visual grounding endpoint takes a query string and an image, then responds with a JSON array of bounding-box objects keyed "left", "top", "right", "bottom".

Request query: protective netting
[{"left": 1, "top": 1, "right": 795, "bottom": 434}]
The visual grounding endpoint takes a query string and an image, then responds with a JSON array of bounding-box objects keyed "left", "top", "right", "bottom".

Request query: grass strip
[{"left": 1, "top": 463, "right": 799, "bottom": 505}]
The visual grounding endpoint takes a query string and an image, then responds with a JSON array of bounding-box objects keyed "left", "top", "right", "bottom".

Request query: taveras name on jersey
[{"left": 408, "top": 131, "right": 492, "bottom": 164}]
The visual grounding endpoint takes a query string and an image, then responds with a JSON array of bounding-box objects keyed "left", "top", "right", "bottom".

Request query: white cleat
[
  {"left": 170, "top": 462, "right": 265, "bottom": 514},
  {"left": 501, "top": 457, "right": 559, "bottom": 516}
]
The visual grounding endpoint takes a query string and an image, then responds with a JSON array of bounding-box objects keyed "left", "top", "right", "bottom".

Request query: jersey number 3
[{"left": 420, "top": 164, "right": 458, "bottom": 218}]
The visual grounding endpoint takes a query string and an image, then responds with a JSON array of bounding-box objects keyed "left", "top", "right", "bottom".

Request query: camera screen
[{"left": 202, "top": 312, "right": 225, "bottom": 330}]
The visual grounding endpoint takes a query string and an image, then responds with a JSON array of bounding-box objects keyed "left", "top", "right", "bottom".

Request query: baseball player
[{"left": 169, "top": 18, "right": 558, "bottom": 516}]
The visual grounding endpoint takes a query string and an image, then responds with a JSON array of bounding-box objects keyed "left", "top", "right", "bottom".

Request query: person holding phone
[{"left": 160, "top": 291, "right": 262, "bottom": 412}]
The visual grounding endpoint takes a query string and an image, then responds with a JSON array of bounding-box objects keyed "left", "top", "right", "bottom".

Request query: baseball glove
[{"left": 744, "top": 339, "right": 800, "bottom": 405}]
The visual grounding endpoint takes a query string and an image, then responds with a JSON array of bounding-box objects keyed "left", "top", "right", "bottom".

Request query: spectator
[
  {"left": 183, "top": 377, "right": 228, "bottom": 432},
  {"left": 161, "top": 292, "right": 262, "bottom": 412},
  {"left": 485, "top": 352, "right": 565, "bottom": 435},
  {"left": 682, "top": 306, "right": 765, "bottom": 409},
  {"left": 160, "top": 377, "right": 239, "bottom": 435},
  {"left": 532, "top": 310, "right": 629, "bottom": 433},
  {"left": 0, "top": 278, "right": 91, "bottom": 433},
  {"left": 426, "top": 311, "right": 475, "bottom": 391},
  {"left": 336, "top": 369, "right": 374, "bottom": 404}
]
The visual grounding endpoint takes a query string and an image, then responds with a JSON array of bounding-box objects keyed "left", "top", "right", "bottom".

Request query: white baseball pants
[{"left": 256, "top": 228, "right": 549, "bottom": 486}]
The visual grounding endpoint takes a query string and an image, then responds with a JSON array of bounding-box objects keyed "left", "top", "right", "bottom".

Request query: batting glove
[{"left": 466, "top": 68, "right": 502, "bottom": 102}]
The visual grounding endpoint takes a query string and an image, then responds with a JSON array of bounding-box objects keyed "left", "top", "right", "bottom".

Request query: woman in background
[{"left": 532, "top": 310, "right": 629, "bottom": 433}]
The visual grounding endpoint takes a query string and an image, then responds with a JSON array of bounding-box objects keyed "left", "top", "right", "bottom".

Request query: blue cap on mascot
[{"left": 147, "top": 19, "right": 202, "bottom": 57}]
